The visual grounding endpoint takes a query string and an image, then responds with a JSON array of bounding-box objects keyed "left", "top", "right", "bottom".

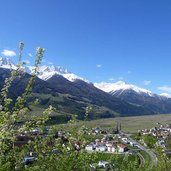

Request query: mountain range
[
  {"left": 95, "top": 81, "right": 171, "bottom": 114},
  {"left": 0, "top": 57, "right": 171, "bottom": 122}
]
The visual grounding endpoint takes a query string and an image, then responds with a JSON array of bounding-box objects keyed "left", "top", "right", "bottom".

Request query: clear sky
[{"left": 0, "top": 0, "right": 171, "bottom": 94}]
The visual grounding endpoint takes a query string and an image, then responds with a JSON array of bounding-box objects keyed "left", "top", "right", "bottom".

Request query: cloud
[
  {"left": 158, "top": 85, "right": 171, "bottom": 93},
  {"left": 28, "top": 53, "right": 32, "bottom": 57},
  {"left": 144, "top": 80, "right": 152, "bottom": 86},
  {"left": 96, "top": 64, "right": 102, "bottom": 68},
  {"left": 108, "top": 78, "right": 115, "bottom": 81},
  {"left": 1, "top": 49, "right": 16, "bottom": 57}
]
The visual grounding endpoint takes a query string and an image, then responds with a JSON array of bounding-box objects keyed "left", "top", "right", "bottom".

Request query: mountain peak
[
  {"left": 115, "top": 81, "right": 126, "bottom": 85},
  {"left": 0, "top": 57, "right": 11, "bottom": 65},
  {"left": 36, "top": 65, "right": 89, "bottom": 83},
  {"left": 94, "top": 81, "right": 153, "bottom": 96},
  {"left": 0, "top": 57, "right": 16, "bottom": 69},
  {"left": 0, "top": 57, "right": 89, "bottom": 83},
  {"left": 160, "top": 93, "right": 171, "bottom": 98},
  {"left": 39, "top": 65, "right": 71, "bottom": 75}
]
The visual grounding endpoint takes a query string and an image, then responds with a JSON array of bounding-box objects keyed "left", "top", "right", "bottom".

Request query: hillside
[
  {"left": 1, "top": 56, "right": 171, "bottom": 121},
  {"left": 0, "top": 68, "right": 150, "bottom": 121},
  {"left": 95, "top": 81, "right": 171, "bottom": 114}
]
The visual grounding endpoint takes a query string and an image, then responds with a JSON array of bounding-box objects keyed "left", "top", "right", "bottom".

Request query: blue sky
[{"left": 0, "top": 0, "right": 171, "bottom": 94}]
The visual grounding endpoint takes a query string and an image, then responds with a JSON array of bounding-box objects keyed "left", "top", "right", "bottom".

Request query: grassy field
[
  {"left": 80, "top": 114, "right": 171, "bottom": 133},
  {"left": 29, "top": 106, "right": 171, "bottom": 134}
]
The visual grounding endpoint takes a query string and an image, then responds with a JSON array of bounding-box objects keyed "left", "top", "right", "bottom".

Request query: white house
[
  {"left": 96, "top": 145, "right": 107, "bottom": 152},
  {"left": 85, "top": 144, "right": 95, "bottom": 151},
  {"left": 107, "top": 145, "right": 117, "bottom": 153},
  {"left": 117, "top": 144, "right": 128, "bottom": 153}
]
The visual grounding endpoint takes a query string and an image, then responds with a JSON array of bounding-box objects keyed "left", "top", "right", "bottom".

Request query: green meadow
[{"left": 80, "top": 114, "right": 171, "bottom": 133}]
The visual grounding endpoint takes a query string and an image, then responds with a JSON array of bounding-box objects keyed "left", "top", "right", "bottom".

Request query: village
[
  {"left": 83, "top": 126, "right": 148, "bottom": 170},
  {"left": 12, "top": 124, "right": 139, "bottom": 169},
  {"left": 85, "top": 127, "right": 129, "bottom": 153},
  {"left": 138, "top": 123, "right": 171, "bottom": 154},
  {"left": 11, "top": 122, "right": 171, "bottom": 170},
  {"left": 84, "top": 123, "right": 171, "bottom": 170}
]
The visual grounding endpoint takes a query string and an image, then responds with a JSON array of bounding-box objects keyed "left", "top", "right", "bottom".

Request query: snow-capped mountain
[
  {"left": 1, "top": 56, "right": 171, "bottom": 115},
  {"left": 0, "top": 56, "right": 170, "bottom": 100},
  {"left": 94, "top": 81, "right": 171, "bottom": 114},
  {"left": 0, "top": 65, "right": 151, "bottom": 118},
  {"left": 0, "top": 57, "right": 16, "bottom": 70},
  {"left": 94, "top": 81, "right": 154, "bottom": 96},
  {"left": 35, "top": 65, "right": 89, "bottom": 83},
  {"left": 160, "top": 93, "right": 171, "bottom": 99},
  {"left": 0, "top": 57, "right": 89, "bottom": 83}
]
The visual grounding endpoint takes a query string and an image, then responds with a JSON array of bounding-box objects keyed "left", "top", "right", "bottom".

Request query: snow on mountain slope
[
  {"left": 94, "top": 81, "right": 154, "bottom": 96},
  {"left": 36, "top": 65, "right": 89, "bottom": 82},
  {"left": 0, "top": 56, "right": 169, "bottom": 99},
  {"left": 0, "top": 57, "right": 16, "bottom": 70},
  {"left": 0, "top": 57, "right": 89, "bottom": 83},
  {"left": 94, "top": 81, "right": 171, "bottom": 114},
  {"left": 160, "top": 93, "right": 171, "bottom": 98}
]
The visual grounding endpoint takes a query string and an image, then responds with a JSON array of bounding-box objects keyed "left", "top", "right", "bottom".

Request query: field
[{"left": 80, "top": 114, "right": 171, "bottom": 133}]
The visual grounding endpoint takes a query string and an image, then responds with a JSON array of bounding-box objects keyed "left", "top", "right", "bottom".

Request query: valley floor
[{"left": 79, "top": 113, "right": 171, "bottom": 133}]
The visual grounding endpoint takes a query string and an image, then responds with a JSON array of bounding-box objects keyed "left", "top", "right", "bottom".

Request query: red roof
[{"left": 118, "top": 144, "right": 127, "bottom": 148}]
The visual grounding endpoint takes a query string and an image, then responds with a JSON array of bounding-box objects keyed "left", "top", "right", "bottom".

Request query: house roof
[
  {"left": 118, "top": 144, "right": 127, "bottom": 148},
  {"left": 98, "top": 161, "right": 109, "bottom": 165}
]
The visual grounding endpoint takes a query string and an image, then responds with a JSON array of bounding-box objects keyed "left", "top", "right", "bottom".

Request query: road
[
  {"left": 119, "top": 131, "right": 158, "bottom": 170},
  {"left": 137, "top": 152, "right": 145, "bottom": 167}
]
